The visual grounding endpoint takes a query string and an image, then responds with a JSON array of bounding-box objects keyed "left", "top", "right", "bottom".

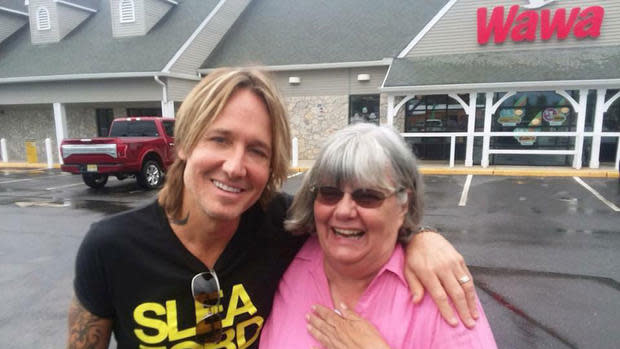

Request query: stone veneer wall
[
  {"left": 0, "top": 105, "right": 55, "bottom": 162},
  {"left": 0, "top": 105, "right": 110, "bottom": 162},
  {"left": 286, "top": 94, "right": 406, "bottom": 161},
  {"left": 65, "top": 106, "right": 98, "bottom": 139},
  {"left": 379, "top": 94, "right": 405, "bottom": 133},
  {"left": 286, "top": 95, "right": 348, "bottom": 160},
  {"left": 394, "top": 96, "right": 406, "bottom": 133},
  {"left": 113, "top": 107, "right": 128, "bottom": 117}
]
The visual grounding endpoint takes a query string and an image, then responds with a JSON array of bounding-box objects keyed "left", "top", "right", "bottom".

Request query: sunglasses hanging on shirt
[{"left": 191, "top": 269, "right": 223, "bottom": 344}]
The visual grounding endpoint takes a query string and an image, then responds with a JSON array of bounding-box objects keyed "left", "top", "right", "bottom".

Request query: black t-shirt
[{"left": 74, "top": 193, "right": 306, "bottom": 349}]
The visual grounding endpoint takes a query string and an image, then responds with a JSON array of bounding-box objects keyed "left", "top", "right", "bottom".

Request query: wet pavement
[
  {"left": 421, "top": 175, "right": 620, "bottom": 349},
  {"left": 0, "top": 169, "right": 618, "bottom": 348}
]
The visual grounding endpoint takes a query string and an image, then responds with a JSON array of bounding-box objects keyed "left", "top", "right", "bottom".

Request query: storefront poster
[
  {"left": 542, "top": 107, "right": 569, "bottom": 126},
  {"left": 528, "top": 111, "right": 542, "bottom": 127},
  {"left": 514, "top": 95, "right": 527, "bottom": 107},
  {"left": 514, "top": 127, "right": 538, "bottom": 146},
  {"left": 498, "top": 108, "right": 523, "bottom": 126}
]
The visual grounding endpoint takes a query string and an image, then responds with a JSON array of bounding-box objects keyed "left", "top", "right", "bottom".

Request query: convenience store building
[{"left": 0, "top": 0, "right": 618, "bottom": 169}]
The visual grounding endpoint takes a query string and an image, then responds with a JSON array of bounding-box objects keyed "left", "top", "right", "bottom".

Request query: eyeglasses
[
  {"left": 191, "top": 270, "right": 223, "bottom": 343},
  {"left": 312, "top": 186, "right": 400, "bottom": 208}
]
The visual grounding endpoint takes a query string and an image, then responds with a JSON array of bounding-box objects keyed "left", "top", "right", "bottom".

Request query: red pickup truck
[{"left": 60, "top": 117, "right": 175, "bottom": 189}]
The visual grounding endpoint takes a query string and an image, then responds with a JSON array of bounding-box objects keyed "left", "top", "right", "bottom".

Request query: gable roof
[
  {"left": 0, "top": 0, "right": 28, "bottom": 14},
  {"left": 203, "top": 0, "right": 450, "bottom": 68},
  {"left": 56, "top": 0, "right": 100, "bottom": 11},
  {"left": 383, "top": 45, "right": 620, "bottom": 92},
  {"left": 0, "top": 0, "right": 219, "bottom": 80}
]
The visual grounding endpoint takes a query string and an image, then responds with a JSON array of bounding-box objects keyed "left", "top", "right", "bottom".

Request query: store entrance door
[{"left": 96, "top": 109, "right": 114, "bottom": 137}]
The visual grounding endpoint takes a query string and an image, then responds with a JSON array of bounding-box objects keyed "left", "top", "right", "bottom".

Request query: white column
[
  {"left": 449, "top": 135, "right": 455, "bottom": 168},
  {"left": 466, "top": 93, "right": 477, "bottom": 167},
  {"left": 449, "top": 93, "right": 477, "bottom": 167},
  {"left": 387, "top": 95, "right": 395, "bottom": 126},
  {"left": 162, "top": 100, "right": 175, "bottom": 118},
  {"left": 53, "top": 103, "right": 68, "bottom": 164},
  {"left": 482, "top": 93, "right": 494, "bottom": 168},
  {"left": 590, "top": 89, "right": 606, "bottom": 169},
  {"left": 616, "top": 136, "right": 620, "bottom": 171},
  {"left": 291, "top": 137, "right": 298, "bottom": 168},
  {"left": 45, "top": 138, "right": 53, "bottom": 169},
  {"left": 1, "top": 138, "right": 7, "bottom": 162},
  {"left": 482, "top": 91, "right": 516, "bottom": 168},
  {"left": 388, "top": 95, "right": 416, "bottom": 128},
  {"left": 556, "top": 89, "right": 588, "bottom": 169},
  {"left": 575, "top": 90, "right": 588, "bottom": 169}
]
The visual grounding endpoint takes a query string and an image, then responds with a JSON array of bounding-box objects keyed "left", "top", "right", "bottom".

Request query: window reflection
[
  {"left": 405, "top": 95, "right": 471, "bottom": 132},
  {"left": 349, "top": 95, "right": 379, "bottom": 125}
]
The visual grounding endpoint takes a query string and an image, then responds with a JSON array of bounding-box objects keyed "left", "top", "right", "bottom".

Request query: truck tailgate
[{"left": 61, "top": 143, "right": 117, "bottom": 158}]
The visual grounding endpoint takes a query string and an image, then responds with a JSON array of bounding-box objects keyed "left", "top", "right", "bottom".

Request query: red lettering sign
[{"left": 477, "top": 5, "right": 604, "bottom": 44}]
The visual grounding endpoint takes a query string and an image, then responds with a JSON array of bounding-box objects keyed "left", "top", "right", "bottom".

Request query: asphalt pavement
[{"left": 0, "top": 169, "right": 618, "bottom": 348}]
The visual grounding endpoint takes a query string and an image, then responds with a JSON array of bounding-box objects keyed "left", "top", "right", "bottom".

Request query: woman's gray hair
[{"left": 285, "top": 123, "right": 424, "bottom": 242}]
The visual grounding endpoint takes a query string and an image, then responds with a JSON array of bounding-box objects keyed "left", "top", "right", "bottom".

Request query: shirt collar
[{"left": 299, "top": 237, "right": 408, "bottom": 288}]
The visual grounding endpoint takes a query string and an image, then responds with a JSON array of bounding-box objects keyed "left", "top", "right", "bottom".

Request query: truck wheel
[
  {"left": 82, "top": 173, "right": 108, "bottom": 189},
  {"left": 138, "top": 160, "right": 163, "bottom": 189}
]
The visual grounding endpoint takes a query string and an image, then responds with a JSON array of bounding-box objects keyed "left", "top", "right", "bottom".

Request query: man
[{"left": 68, "top": 68, "right": 478, "bottom": 349}]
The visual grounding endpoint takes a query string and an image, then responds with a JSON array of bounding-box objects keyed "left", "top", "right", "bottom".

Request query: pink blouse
[{"left": 260, "top": 236, "right": 497, "bottom": 348}]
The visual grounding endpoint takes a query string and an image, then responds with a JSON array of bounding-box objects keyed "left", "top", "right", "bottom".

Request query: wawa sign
[{"left": 477, "top": 0, "right": 605, "bottom": 44}]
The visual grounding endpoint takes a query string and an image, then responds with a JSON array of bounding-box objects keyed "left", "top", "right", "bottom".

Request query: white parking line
[
  {"left": 573, "top": 177, "right": 620, "bottom": 212},
  {"left": 459, "top": 174, "right": 473, "bottom": 207},
  {"left": 0, "top": 178, "right": 31, "bottom": 184},
  {"left": 15, "top": 201, "right": 71, "bottom": 208},
  {"left": 46, "top": 182, "right": 84, "bottom": 190},
  {"left": 0, "top": 173, "right": 67, "bottom": 184}
]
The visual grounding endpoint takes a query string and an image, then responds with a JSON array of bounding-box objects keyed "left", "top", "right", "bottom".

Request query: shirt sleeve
[
  {"left": 428, "top": 299, "right": 498, "bottom": 349},
  {"left": 73, "top": 222, "right": 115, "bottom": 318}
]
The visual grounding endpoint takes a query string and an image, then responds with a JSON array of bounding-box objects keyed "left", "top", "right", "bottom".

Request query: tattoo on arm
[{"left": 67, "top": 296, "right": 112, "bottom": 349}]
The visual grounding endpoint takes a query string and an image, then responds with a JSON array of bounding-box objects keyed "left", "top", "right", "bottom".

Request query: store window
[
  {"left": 493, "top": 91, "right": 576, "bottom": 132},
  {"left": 349, "top": 95, "right": 379, "bottom": 125},
  {"left": 491, "top": 91, "right": 577, "bottom": 166},
  {"left": 162, "top": 120, "right": 174, "bottom": 137},
  {"left": 404, "top": 95, "right": 471, "bottom": 132},
  {"left": 603, "top": 89, "right": 620, "bottom": 132},
  {"left": 402, "top": 95, "right": 472, "bottom": 162},
  {"left": 126, "top": 108, "right": 162, "bottom": 117},
  {"left": 96, "top": 109, "right": 114, "bottom": 137},
  {"left": 600, "top": 89, "right": 620, "bottom": 165}
]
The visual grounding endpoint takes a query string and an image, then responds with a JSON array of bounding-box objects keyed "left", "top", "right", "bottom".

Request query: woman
[
  {"left": 261, "top": 123, "right": 496, "bottom": 348},
  {"left": 69, "top": 68, "right": 479, "bottom": 349}
]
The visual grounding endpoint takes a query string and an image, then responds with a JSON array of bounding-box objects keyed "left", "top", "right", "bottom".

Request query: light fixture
[
  {"left": 288, "top": 76, "right": 301, "bottom": 85},
  {"left": 357, "top": 74, "right": 370, "bottom": 82}
]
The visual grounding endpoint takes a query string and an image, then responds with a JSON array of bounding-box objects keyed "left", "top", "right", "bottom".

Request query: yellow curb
[
  {"left": 0, "top": 162, "right": 61, "bottom": 169},
  {"left": 420, "top": 167, "right": 493, "bottom": 175},
  {"left": 288, "top": 167, "right": 308, "bottom": 173},
  {"left": 291, "top": 166, "right": 617, "bottom": 178},
  {"left": 2, "top": 162, "right": 616, "bottom": 178},
  {"left": 419, "top": 166, "right": 617, "bottom": 178},
  {"left": 492, "top": 168, "right": 598, "bottom": 177}
]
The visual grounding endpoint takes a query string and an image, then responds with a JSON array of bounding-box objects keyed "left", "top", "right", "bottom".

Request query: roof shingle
[
  {"left": 0, "top": 0, "right": 218, "bottom": 79},
  {"left": 203, "top": 0, "right": 450, "bottom": 68}
]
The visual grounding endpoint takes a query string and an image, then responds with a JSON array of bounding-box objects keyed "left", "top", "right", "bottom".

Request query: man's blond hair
[{"left": 159, "top": 68, "right": 291, "bottom": 220}]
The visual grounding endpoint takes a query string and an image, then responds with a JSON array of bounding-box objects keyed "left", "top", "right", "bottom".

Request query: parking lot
[{"left": 0, "top": 169, "right": 618, "bottom": 348}]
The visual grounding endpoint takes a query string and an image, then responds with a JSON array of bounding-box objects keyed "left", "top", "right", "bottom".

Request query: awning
[{"left": 382, "top": 45, "right": 620, "bottom": 94}]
